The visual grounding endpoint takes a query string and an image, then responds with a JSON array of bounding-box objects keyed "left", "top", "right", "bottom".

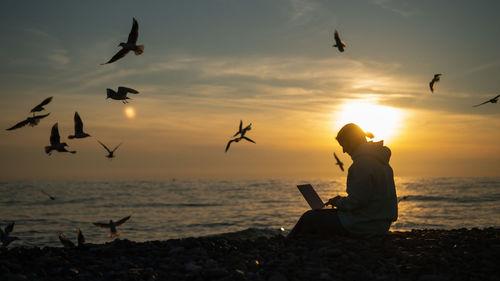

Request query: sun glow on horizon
[
  {"left": 335, "top": 102, "right": 404, "bottom": 143},
  {"left": 125, "top": 106, "right": 136, "bottom": 119}
]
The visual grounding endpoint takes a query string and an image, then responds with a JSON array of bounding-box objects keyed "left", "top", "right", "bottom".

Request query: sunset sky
[{"left": 1, "top": 0, "right": 499, "bottom": 180}]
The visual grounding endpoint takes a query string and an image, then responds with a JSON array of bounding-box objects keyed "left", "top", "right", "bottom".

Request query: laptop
[{"left": 297, "top": 184, "right": 324, "bottom": 210}]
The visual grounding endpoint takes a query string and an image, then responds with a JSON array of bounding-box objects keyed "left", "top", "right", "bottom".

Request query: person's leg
[{"left": 288, "top": 209, "right": 348, "bottom": 238}]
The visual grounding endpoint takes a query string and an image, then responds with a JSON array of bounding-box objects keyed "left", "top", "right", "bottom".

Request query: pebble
[{"left": 0, "top": 228, "right": 498, "bottom": 281}]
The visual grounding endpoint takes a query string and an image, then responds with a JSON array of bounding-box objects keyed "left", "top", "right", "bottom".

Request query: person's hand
[{"left": 324, "top": 195, "right": 343, "bottom": 207}]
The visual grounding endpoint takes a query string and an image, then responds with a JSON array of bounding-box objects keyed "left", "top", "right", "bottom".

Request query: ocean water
[{"left": 0, "top": 177, "right": 499, "bottom": 247}]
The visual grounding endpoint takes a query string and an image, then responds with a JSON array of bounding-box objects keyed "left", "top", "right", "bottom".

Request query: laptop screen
[{"left": 297, "top": 184, "right": 324, "bottom": 210}]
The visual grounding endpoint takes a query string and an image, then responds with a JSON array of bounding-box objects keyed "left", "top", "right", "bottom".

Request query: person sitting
[{"left": 288, "top": 123, "right": 398, "bottom": 238}]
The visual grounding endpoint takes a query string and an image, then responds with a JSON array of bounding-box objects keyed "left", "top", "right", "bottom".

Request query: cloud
[
  {"left": 372, "top": 0, "right": 419, "bottom": 18},
  {"left": 48, "top": 49, "right": 70, "bottom": 66}
]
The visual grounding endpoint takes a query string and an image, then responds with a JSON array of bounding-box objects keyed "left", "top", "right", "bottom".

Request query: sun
[
  {"left": 124, "top": 106, "right": 136, "bottom": 119},
  {"left": 334, "top": 102, "right": 403, "bottom": 142}
]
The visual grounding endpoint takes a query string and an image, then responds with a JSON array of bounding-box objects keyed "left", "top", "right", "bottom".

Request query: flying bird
[
  {"left": 333, "top": 30, "right": 346, "bottom": 52},
  {"left": 225, "top": 136, "right": 255, "bottom": 153},
  {"left": 106, "top": 87, "right": 139, "bottom": 103},
  {"left": 101, "top": 18, "right": 144, "bottom": 65},
  {"left": 333, "top": 152, "right": 344, "bottom": 172},
  {"left": 233, "top": 120, "right": 252, "bottom": 138},
  {"left": 93, "top": 215, "right": 131, "bottom": 238},
  {"left": 472, "top": 94, "right": 500, "bottom": 107},
  {"left": 30, "top": 97, "right": 53, "bottom": 115},
  {"left": 59, "top": 233, "right": 76, "bottom": 248},
  {"left": 429, "top": 74, "right": 442, "bottom": 93},
  {"left": 68, "top": 112, "right": 91, "bottom": 139},
  {"left": 45, "top": 123, "right": 76, "bottom": 155},
  {"left": 6, "top": 113, "right": 50, "bottom": 130},
  {"left": 97, "top": 140, "right": 122, "bottom": 159},
  {"left": 225, "top": 121, "right": 255, "bottom": 152},
  {"left": 0, "top": 222, "right": 19, "bottom": 247},
  {"left": 41, "top": 189, "right": 56, "bottom": 200}
]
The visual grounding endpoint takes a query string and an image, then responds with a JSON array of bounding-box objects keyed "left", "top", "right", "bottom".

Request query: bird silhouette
[
  {"left": 93, "top": 216, "right": 131, "bottom": 238},
  {"left": 233, "top": 120, "right": 252, "bottom": 137},
  {"left": 101, "top": 18, "right": 144, "bottom": 65},
  {"left": 6, "top": 113, "right": 50, "bottom": 130},
  {"left": 225, "top": 121, "right": 255, "bottom": 152},
  {"left": 58, "top": 233, "right": 76, "bottom": 248},
  {"left": 30, "top": 97, "right": 53, "bottom": 115},
  {"left": 97, "top": 140, "right": 122, "bottom": 159},
  {"left": 472, "top": 94, "right": 500, "bottom": 107},
  {"left": 106, "top": 87, "right": 139, "bottom": 103},
  {"left": 68, "top": 112, "right": 91, "bottom": 139},
  {"left": 429, "top": 74, "right": 442, "bottom": 93},
  {"left": 0, "top": 222, "right": 19, "bottom": 247},
  {"left": 333, "top": 152, "right": 344, "bottom": 172},
  {"left": 41, "top": 189, "right": 56, "bottom": 200},
  {"left": 333, "top": 30, "right": 346, "bottom": 52},
  {"left": 45, "top": 123, "right": 76, "bottom": 155}
]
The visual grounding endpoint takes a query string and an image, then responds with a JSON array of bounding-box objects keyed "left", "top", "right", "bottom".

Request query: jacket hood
[{"left": 351, "top": 141, "right": 391, "bottom": 164}]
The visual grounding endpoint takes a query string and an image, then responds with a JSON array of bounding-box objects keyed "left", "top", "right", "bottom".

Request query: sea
[{"left": 1, "top": 177, "right": 499, "bottom": 247}]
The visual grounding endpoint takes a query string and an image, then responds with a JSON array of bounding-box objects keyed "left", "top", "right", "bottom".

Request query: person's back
[{"left": 335, "top": 140, "right": 398, "bottom": 237}]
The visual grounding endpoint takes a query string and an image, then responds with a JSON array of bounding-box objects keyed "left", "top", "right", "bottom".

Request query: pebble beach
[{"left": 1, "top": 227, "right": 499, "bottom": 281}]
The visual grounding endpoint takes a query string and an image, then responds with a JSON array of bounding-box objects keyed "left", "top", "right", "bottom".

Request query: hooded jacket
[{"left": 334, "top": 141, "right": 398, "bottom": 236}]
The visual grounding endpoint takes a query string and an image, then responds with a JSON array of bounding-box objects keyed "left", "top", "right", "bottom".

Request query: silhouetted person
[
  {"left": 473, "top": 94, "right": 499, "bottom": 107},
  {"left": 289, "top": 123, "right": 398, "bottom": 238},
  {"left": 101, "top": 18, "right": 144, "bottom": 65},
  {"left": 68, "top": 112, "right": 91, "bottom": 139}
]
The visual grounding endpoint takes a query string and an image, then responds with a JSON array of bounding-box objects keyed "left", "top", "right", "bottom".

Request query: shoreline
[{"left": 1, "top": 227, "right": 499, "bottom": 281}]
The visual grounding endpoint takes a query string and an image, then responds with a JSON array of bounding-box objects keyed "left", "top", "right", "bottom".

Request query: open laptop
[{"left": 297, "top": 184, "right": 324, "bottom": 210}]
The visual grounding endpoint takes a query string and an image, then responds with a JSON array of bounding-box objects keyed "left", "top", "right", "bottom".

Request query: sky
[{"left": 0, "top": 0, "right": 499, "bottom": 180}]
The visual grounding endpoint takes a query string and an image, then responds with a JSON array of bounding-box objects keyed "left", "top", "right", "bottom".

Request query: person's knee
[{"left": 300, "top": 210, "right": 315, "bottom": 220}]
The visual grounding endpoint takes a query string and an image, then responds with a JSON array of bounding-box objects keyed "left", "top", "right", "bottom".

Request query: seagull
[
  {"left": 6, "top": 113, "right": 50, "bottom": 130},
  {"left": 232, "top": 120, "right": 252, "bottom": 138},
  {"left": 45, "top": 123, "right": 76, "bottom": 155},
  {"left": 101, "top": 18, "right": 144, "bottom": 65},
  {"left": 0, "top": 222, "right": 19, "bottom": 247},
  {"left": 333, "top": 29, "right": 346, "bottom": 52},
  {"left": 93, "top": 215, "right": 131, "bottom": 238},
  {"left": 77, "top": 228, "right": 85, "bottom": 247},
  {"left": 472, "top": 94, "right": 500, "bottom": 107},
  {"left": 225, "top": 136, "right": 255, "bottom": 153},
  {"left": 68, "top": 112, "right": 91, "bottom": 139},
  {"left": 41, "top": 189, "right": 56, "bottom": 200},
  {"left": 30, "top": 97, "right": 53, "bottom": 115},
  {"left": 333, "top": 152, "right": 344, "bottom": 172},
  {"left": 59, "top": 233, "right": 76, "bottom": 248},
  {"left": 97, "top": 140, "right": 122, "bottom": 159},
  {"left": 429, "top": 74, "right": 442, "bottom": 93},
  {"left": 106, "top": 87, "right": 139, "bottom": 103}
]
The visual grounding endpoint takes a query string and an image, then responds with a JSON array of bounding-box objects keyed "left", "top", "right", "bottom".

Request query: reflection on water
[{"left": 0, "top": 177, "right": 499, "bottom": 247}]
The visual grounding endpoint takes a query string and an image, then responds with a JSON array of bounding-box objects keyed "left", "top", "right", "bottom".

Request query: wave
[{"left": 399, "top": 195, "right": 499, "bottom": 203}]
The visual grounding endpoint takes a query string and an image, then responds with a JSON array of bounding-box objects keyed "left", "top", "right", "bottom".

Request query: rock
[
  {"left": 268, "top": 271, "right": 288, "bottom": 281},
  {"left": 185, "top": 262, "right": 202, "bottom": 272}
]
